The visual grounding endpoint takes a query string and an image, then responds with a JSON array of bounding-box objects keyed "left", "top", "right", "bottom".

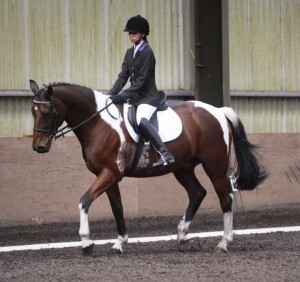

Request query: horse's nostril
[{"left": 36, "top": 146, "right": 47, "bottom": 153}]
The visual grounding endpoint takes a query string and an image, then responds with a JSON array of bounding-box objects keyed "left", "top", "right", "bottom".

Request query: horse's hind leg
[
  {"left": 173, "top": 167, "right": 207, "bottom": 248},
  {"left": 106, "top": 183, "right": 128, "bottom": 253},
  {"left": 214, "top": 177, "right": 233, "bottom": 252},
  {"left": 203, "top": 160, "right": 233, "bottom": 252}
]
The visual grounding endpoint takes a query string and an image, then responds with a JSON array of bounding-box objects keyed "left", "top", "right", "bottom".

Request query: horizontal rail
[
  {"left": 0, "top": 90, "right": 195, "bottom": 98},
  {"left": 1, "top": 90, "right": 299, "bottom": 98},
  {"left": 230, "top": 91, "right": 300, "bottom": 98}
]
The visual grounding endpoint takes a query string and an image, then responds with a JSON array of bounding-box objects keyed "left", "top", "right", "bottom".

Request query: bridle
[
  {"left": 33, "top": 97, "right": 115, "bottom": 140},
  {"left": 33, "top": 98, "right": 59, "bottom": 137}
]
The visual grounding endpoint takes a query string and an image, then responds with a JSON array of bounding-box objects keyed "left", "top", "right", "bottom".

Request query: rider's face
[{"left": 128, "top": 32, "right": 144, "bottom": 44}]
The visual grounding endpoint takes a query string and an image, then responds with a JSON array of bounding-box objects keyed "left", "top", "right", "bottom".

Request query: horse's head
[{"left": 30, "top": 80, "right": 66, "bottom": 153}]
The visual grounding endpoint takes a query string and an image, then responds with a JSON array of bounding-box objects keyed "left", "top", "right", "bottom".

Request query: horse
[{"left": 29, "top": 79, "right": 268, "bottom": 255}]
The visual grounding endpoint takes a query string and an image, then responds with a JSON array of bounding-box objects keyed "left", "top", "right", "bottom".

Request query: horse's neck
[{"left": 56, "top": 87, "right": 107, "bottom": 143}]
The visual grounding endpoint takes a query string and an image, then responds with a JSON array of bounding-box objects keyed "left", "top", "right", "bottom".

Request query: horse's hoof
[
  {"left": 82, "top": 243, "right": 94, "bottom": 256},
  {"left": 177, "top": 239, "right": 191, "bottom": 252},
  {"left": 111, "top": 247, "right": 123, "bottom": 255},
  {"left": 214, "top": 246, "right": 228, "bottom": 254}
]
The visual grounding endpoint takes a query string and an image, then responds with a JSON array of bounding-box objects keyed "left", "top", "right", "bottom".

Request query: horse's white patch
[
  {"left": 217, "top": 211, "right": 233, "bottom": 251},
  {"left": 78, "top": 203, "right": 94, "bottom": 248},
  {"left": 190, "top": 101, "right": 230, "bottom": 154},
  {"left": 112, "top": 234, "right": 128, "bottom": 253},
  {"left": 78, "top": 203, "right": 90, "bottom": 236},
  {"left": 93, "top": 91, "right": 127, "bottom": 171},
  {"left": 177, "top": 214, "right": 191, "bottom": 243},
  {"left": 223, "top": 211, "right": 233, "bottom": 240},
  {"left": 93, "top": 91, "right": 126, "bottom": 144},
  {"left": 220, "top": 107, "right": 239, "bottom": 128}
]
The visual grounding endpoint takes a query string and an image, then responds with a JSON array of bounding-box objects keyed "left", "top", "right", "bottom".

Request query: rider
[{"left": 108, "top": 15, "right": 175, "bottom": 168}]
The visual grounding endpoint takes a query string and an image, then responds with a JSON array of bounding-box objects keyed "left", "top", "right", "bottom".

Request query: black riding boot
[{"left": 138, "top": 118, "right": 175, "bottom": 168}]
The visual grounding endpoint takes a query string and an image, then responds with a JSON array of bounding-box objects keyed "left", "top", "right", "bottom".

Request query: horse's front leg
[
  {"left": 106, "top": 184, "right": 128, "bottom": 254},
  {"left": 79, "top": 168, "right": 116, "bottom": 256}
]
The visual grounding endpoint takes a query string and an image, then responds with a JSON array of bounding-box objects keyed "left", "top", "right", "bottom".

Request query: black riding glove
[{"left": 110, "top": 95, "right": 125, "bottom": 104}]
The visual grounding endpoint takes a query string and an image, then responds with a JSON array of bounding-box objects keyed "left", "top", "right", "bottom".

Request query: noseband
[{"left": 33, "top": 98, "right": 59, "bottom": 138}]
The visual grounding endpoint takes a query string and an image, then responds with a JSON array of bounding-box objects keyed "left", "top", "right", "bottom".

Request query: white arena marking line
[{"left": 1, "top": 226, "right": 300, "bottom": 253}]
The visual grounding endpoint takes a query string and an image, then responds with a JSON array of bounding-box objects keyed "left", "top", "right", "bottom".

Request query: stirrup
[{"left": 153, "top": 155, "right": 175, "bottom": 168}]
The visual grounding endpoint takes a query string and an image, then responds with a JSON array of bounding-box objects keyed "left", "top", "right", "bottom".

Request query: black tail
[{"left": 221, "top": 107, "right": 269, "bottom": 190}]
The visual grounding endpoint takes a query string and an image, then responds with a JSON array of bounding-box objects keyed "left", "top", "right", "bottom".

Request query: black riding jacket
[{"left": 108, "top": 42, "right": 160, "bottom": 107}]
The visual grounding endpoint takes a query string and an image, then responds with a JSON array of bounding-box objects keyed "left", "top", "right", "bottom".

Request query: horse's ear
[
  {"left": 29, "top": 80, "right": 39, "bottom": 95},
  {"left": 47, "top": 86, "right": 53, "bottom": 99}
]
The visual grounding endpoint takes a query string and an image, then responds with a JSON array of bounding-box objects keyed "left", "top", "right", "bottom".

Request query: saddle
[
  {"left": 127, "top": 91, "right": 168, "bottom": 137},
  {"left": 124, "top": 91, "right": 182, "bottom": 175}
]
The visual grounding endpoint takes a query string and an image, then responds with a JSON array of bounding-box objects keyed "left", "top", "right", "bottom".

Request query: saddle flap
[
  {"left": 127, "top": 105, "right": 159, "bottom": 139},
  {"left": 124, "top": 103, "right": 182, "bottom": 143}
]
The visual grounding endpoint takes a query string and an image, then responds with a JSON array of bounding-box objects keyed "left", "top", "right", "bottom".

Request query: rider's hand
[{"left": 110, "top": 94, "right": 125, "bottom": 104}]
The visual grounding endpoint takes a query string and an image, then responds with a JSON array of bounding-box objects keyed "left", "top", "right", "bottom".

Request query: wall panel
[
  {"left": 231, "top": 97, "right": 300, "bottom": 133},
  {"left": 229, "top": 0, "right": 300, "bottom": 92},
  {"left": 0, "top": 97, "right": 33, "bottom": 137},
  {"left": 1, "top": 134, "right": 300, "bottom": 224},
  {"left": 0, "top": 0, "right": 193, "bottom": 91},
  {"left": 249, "top": 0, "right": 281, "bottom": 90},
  {"left": 281, "top": 0, "right": 300, "bottom": 91},
  {"left": 0, "top": 0, "right": 193, "bottom": 137},
  {"left": 27, "top": 0, "right": 67, "bottom": 84},
  {"left": 229, "top": 0, "right": 249, "bottom": 90},
  {"left": 1, "top": 1, "right": 299, "bottom": 136},
  {"left": 0, "top": 0, "right": 26, "bottom": 89},
  {"left": 68, "top": 0, "right": 105, "bottom": 88}
]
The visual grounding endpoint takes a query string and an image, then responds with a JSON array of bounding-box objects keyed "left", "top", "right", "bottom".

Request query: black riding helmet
[{"left": 123, "top": 15, "right": 150, "bottom": 35}]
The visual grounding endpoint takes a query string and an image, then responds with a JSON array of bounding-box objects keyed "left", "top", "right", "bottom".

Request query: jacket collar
[{"left": 133, "top": 41, "right": 147, "bottom": 59}]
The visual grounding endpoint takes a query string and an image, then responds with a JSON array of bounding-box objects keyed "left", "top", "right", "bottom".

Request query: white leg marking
[
  {"left": 112, "top": 234, "right": 128, "bottom": 253},
  {"left": 78, "top": 203, "right": 94, "bottom": 248},
  {"left": 217, "top": 211, "right": 233, "bottom": 251},
  {"left": 190, "top": 101, "right": 230, "bottom": 154},
  {"left": 177, "top": 215, "right": 191, "bottom": 244}
]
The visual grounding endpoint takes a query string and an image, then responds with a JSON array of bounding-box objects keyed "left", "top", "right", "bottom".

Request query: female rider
[{"left": 108, "top": 15, "right": 174, "bottom": 168}]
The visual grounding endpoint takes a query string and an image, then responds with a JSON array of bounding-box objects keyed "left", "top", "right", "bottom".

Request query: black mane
[{"left": 44, "top": 82, "right": 92, "bottom": 93}]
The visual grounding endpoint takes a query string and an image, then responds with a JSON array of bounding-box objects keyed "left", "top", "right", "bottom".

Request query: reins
[
  {"left": 55, "top": 99, "right": 115, "bottom": 139},
  {"left": 33, "top": 97, "right": 115, "bottom": 140}
]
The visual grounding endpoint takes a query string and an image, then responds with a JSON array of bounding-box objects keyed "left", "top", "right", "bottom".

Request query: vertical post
[{"left": 194, "top": 0, "right": 230, "bottom": 107}]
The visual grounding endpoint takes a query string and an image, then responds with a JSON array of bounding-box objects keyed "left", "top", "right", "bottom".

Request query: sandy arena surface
[{"left": 0, "top": 205, "right": 300, "bottom": 281}]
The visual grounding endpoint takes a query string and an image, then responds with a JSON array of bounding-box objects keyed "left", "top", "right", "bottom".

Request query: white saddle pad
[{"left": 123, "top": 103, "right": 182, "bottom": 143}]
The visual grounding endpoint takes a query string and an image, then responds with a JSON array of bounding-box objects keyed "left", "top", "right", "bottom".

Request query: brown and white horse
[{"left": 30, "top": 80, "right": 267, "bottom": 255}]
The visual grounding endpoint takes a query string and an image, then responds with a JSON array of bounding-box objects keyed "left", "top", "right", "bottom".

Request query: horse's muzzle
[
  {"left": 32, "top": 135, "right": 53, "bottom": 153},
  {"left": 32, "top": 143, "right": 51, "bottom": 153}
]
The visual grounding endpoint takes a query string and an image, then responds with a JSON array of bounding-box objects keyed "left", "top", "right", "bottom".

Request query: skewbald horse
[{"left": 30, "top": 80, "right": 267, "bottom": 255}]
